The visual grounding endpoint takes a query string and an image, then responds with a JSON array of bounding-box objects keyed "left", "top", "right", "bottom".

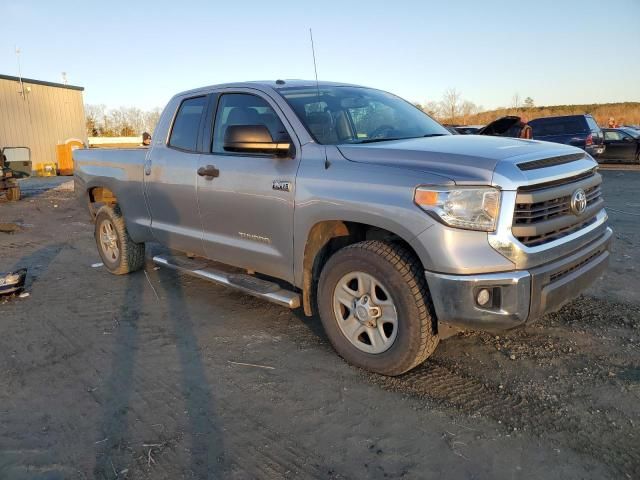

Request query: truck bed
[{"left": 73, "top": 147, "right": 151, "bottom": 241}]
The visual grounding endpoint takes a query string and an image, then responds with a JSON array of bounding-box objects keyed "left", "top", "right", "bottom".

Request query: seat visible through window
[{"left": 212, "top": 94, "right": 288, "bottom": 153}]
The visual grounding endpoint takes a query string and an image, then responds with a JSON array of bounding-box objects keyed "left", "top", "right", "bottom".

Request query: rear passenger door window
[
  {"left": 211, "top": 93, "right": 289, "bottom": 154},
  {"left": 605, "top": 131, "right": 623, "bottom": 141},
  {"left": 169, "top": 96, "right": 208, "bottom": 151}
]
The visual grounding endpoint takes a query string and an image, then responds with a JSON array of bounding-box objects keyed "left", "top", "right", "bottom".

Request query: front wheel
[
  {"left": 317, "top": 240, "right": 439, "bottom": 376},
  {"left": 94, "top": 205, "right": 145, "bottom": 275}
]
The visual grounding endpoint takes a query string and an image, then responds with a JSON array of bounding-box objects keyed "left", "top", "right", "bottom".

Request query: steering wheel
[{"left": 368, "top": 125, "right": 396, "bottom": 139}]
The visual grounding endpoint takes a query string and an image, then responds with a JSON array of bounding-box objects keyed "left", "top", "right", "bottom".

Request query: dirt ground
[{"left": 0, "top": 171, "right": 638, "bottom": 479}]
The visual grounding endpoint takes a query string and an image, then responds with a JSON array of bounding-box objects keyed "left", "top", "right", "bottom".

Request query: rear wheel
[
  {"left": 6, "top": 186, "right": 20, "bottom": 201},
  {"left": 317, "top": 240, "right": 439, "bottom": 376},
  {"left": 94, "top": 205, "right": 145, "bottom": 275}
]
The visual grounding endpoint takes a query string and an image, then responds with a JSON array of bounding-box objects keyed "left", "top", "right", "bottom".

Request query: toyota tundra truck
[{"left": 74, "top": 81, "right": 611, "bottom": 376}]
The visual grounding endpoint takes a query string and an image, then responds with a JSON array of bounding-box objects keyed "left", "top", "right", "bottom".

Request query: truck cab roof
[{"left": 176, "top": 80, "right": 362, "bottom": 97}]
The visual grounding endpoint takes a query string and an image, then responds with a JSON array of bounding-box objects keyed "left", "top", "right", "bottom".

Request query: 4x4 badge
[{"left": 272, "top": 180, "right": 291, "bottom": 192}]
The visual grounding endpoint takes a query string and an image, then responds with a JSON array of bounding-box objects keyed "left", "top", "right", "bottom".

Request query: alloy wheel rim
[
  {"left": 332, "top": 271, "right": 398, "bottom": 354},
  {"left": 100, "top": 220, "right": 119, "bottom": 262}
]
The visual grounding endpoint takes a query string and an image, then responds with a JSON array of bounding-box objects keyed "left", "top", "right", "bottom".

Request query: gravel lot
[{"left": 0, "top": 170, "right": 638, "bottom": 479}]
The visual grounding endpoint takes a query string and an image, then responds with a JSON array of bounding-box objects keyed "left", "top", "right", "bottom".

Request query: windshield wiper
[
  {"left": 355, "top": 133, "right": 449, "bottom": 144},
  {"left": 356, "top": 137, "right": 406, "bottom": 144}
]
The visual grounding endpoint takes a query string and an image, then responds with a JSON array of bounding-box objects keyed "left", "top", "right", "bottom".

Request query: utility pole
[{"left": 15, "top": 46, "right": 25, "bottom": 100}]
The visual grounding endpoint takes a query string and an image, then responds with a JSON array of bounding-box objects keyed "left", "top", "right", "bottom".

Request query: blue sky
[{"left": 1, "top": 0, "right": 639, "bottom": 111}]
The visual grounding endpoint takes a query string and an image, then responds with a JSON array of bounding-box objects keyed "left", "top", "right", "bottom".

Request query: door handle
[
  {"left": 197, "top": 165, "right": 220, "bottom": 179},
  {"left": 144, "top": 158, "right": 152, "bottom": 175}
]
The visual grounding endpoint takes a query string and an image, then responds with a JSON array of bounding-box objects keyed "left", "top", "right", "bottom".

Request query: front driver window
[{"left": 212, "top": 93, "right": 288, "bottom": 154}]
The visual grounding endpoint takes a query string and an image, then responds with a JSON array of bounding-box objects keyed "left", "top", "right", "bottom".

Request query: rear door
[
  {"left": 144, "top": 95, "right": 208, "bottom": 254},
  {"left": 603, "top": 130, "right": 636, "bottom": 160},
  {"left": 196, "top": 89, "right": 301, "bottom": 282}
]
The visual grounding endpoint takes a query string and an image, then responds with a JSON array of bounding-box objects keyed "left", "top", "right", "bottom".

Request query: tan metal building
[{"left": 0, "top": 74, "right": 86, "bottom": 175}]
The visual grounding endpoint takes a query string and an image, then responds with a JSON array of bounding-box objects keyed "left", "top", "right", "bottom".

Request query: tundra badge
[{"left": 272, "top": 180, "right": 291, "bottom": 192}]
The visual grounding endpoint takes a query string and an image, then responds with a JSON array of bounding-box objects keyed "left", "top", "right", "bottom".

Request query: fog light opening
[{"left": 476, "top": 288, "right": 491, "bottom": 307}]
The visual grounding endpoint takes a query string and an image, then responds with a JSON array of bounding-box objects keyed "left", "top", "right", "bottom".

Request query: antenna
[
  {"left": 309, "top": 28, "right": 330, "bottom": 168},
  {"left": 15, "top": 46, "right": 25, "bottom": 100},
  {"left": 309, "top": 28, "right": 320, "bottom": 98}
]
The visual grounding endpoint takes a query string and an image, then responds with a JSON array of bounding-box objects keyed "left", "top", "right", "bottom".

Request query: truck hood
[{"left": 337, "top": 135, "right": 581, "bottom": 184}]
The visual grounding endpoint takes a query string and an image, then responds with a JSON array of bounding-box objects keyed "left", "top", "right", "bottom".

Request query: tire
[
  {"left": 94, "top": 205, "right": 145, "bottom": 275},
  {"left": 317, "top": 240, "right": 439, "bottom": 376},
  {"left": 6, "top": 186, "right": 20, "bottom": 201}
]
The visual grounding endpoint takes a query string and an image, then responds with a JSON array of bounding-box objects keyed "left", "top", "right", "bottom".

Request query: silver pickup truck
[{"left": 74, "top": 80, "right": 611, "bottom": 375}]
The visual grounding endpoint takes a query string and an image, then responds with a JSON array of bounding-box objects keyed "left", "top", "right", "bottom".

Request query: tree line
[
  {"left": 86, "top": 93, "right": 640, "bottom": 138},
  {"left": 415, "top": 89, "right": 640, "bottom": 126},
  {"left": 85, "top": 104, "right": 162, "bottom": 137}
]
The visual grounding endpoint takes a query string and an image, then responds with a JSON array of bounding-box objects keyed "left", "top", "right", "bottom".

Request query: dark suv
[{"left": 527, "top": 115, "right": 605, "bottom": 157}]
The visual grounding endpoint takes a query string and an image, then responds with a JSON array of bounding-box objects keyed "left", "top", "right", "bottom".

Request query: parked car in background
[
  {"left": 476, "top": 116, "right": 525, "bottom": 137},
  {"left": 600, "top": 128, "right": 640, "bottom": 163},
  {"left": 622, "top": 125, "right": 640, "bottom": 134},
  {"left": 527, "top": 115, "right": 605, "bottom": 157},
  {"left": 454, "top": 125, "right": 483, "bottom": 135}
]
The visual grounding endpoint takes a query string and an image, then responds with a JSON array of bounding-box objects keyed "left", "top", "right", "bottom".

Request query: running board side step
[{"left": 152, "top": 255, "right": 301, "bottom": 309}]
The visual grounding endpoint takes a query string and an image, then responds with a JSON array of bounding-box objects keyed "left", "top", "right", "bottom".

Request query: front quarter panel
[{"left": 293, "top": 144, "right": 452, "bottom": 286}]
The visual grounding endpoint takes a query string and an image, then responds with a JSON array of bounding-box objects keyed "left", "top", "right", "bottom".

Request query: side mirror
[{"left": 223, "top": 125, "right": 293, "bottom": 157}]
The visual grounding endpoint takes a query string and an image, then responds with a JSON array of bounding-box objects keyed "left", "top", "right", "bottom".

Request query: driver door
[
  {"left": 196, "top": 90, "right": 301, "bottom": 283},
  {"left": 603, "top": 130, "right": 634, "bottom": 160}
]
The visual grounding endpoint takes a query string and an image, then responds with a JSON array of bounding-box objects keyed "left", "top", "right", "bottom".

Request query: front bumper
[{"left": 425, "top": 226, "right": 612, "bottom": 331}]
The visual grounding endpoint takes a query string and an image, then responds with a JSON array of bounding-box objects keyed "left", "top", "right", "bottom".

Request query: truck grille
[{"left": 512, "top": 169, "right": 603, "bottom": 247}]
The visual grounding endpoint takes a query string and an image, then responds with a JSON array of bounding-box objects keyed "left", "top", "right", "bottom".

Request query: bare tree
[
  {"left": 423, "top": 100, "right": 441, "bottom": 119},
  {"left": 84, "top": 104, "right": 107, "bottom": 136},
  {"left": 85, "top": 104, "right": 163, "bottom": 137},
  {"left": 460, "top": 100, "right": 478, "bottom": 125},
  {"left": 511, "top": 93, "right": 522, "bottom": 109},
  {"left": 143, "top": 108, "right": 162, "bottom": 134},
  {"left": 441, "top": 88, "right": 461, "bottom": 123}
]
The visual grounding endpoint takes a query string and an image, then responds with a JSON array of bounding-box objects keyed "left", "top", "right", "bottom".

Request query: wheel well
[
  {"left": 87, "top": 187, "right": 118, "bottom": 219},
  {"left": 301, "top": 221, "right": 422, "bottom": 316}
]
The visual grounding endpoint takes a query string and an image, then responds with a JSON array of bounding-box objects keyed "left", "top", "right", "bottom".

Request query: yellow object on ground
[
  {"left": 56, "top": 140, "right": 84, "bottom": 176},
  {"left": 37, "top": 162, "right": 57, "bottom": 177}
]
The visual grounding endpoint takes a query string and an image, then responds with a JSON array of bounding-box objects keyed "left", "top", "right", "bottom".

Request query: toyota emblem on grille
[{"left": 570, "top": 188, "right": 587, "bottom": 215}]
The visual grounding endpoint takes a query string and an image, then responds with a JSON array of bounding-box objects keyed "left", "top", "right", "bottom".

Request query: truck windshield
[{"left": 278, "top": 86, "right": 449, "bottom": 145}]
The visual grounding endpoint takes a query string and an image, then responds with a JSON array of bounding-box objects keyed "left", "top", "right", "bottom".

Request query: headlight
[{"left": 414, "top": 186, "right": 500, "bottom": 231}]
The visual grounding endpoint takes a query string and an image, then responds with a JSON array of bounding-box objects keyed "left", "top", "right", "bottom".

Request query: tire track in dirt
[
  {"left": 114, "top": 366, "right": 342, "bottom": 479},
  {"left": 368, "top": 361, "right": 639, "bottom": 477},
  {"left": 366, "top": 296, "right": 640, "bottom": 479}
]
